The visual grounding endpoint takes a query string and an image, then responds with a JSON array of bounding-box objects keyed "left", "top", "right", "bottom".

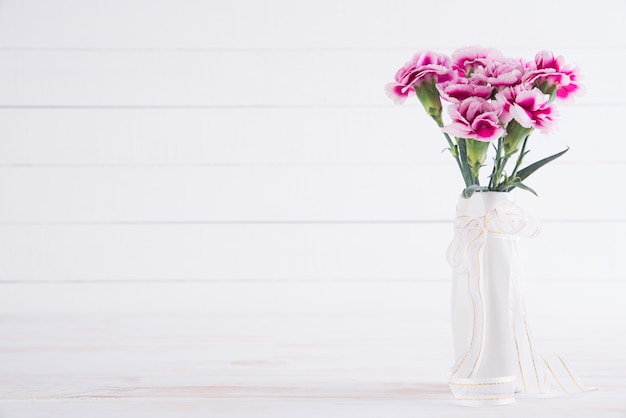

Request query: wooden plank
[
  {"left": 0, "top": 164, "right": 621, "bottom": 222},
  {"left": 0, "top": 281, "right": 445, "bottom": 315},
  {"left": 0, "top": 222, "right": 623, "bottom": 282},
  {"left": 0, "top": 48, "right": 619, "bottom": 107},
  {"left": 0, "top": 308, "right": 623, "bottom": 416},
  {"left": 0, "top": 165, "right": 460, "bottom": 222},
  {"left": 0, "top": 280, "right": 623, "bottom": 316},
  {"left": 1, "top": 387, "right": 624, "bottom": 418},
  {"left": 0, "top": 223, "right": 452, "bottom": 282},
  {"left": 0, "top": 0, "right": 623, "bottom": 49},
  {"left": 0, "top": 106, "right": 618, "bottom": 166}
]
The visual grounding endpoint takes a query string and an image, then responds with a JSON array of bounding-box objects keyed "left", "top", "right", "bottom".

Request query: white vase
[
  {"left": 445, "top": 191, "right": 592, "bottom": 405},
  {"left": 446, "top": 191, "right": 537, "bottom": 405}
]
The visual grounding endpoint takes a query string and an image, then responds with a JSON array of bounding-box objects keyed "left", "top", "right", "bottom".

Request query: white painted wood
[
  {"left": 0, "top": 106, "right": 618, "bottom": 166},
  {"left": 0, "top": 281, "right": 623, "bottom": 315},
  {"left": 1, "top": 394, "right": 625, "bottom": 418},
  {"left": 0, "top": 0, "right": 623, "bottom": 49},
  {"left": 0, "top": 165, "right": 460, "bottom": 222},
  {"left": 0, "top": 165, "right": 621, "bottom": 222},
  {"left": 0, "top": 48, "right": 620, "bottom": 106},
  {"left": 0, "top": 222, "right": 623, "bottom": 282},
  {"left": 0, "top": 309, "right": 624, "bottom": 416}
]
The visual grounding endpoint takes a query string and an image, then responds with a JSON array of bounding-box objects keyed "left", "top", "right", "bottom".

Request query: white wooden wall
[{"left": 0, "top": 0, "right": 625, "bottom": 317}]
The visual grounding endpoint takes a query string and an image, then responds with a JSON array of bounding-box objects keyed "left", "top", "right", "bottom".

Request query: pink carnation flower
[
  {"left": 385, "top": 51, "right": 455, "bottom": 104},
  {"left": 496, "top": 86, "right": 557, "bottom": 132},
  {"left": 451, "top": 46, "right": 504, "bottom": 77},
  {"left": 523, "top": 51, "right": 581, "bottom": 100},
  {"left": 437, "top": 78, "right": 493, "bottom": 104},
  {"left": 472, "top": 58, "right": 526, "bottom": 88},
  {"left": 441, "top": 97, "right": 504, "bottom": 142}
]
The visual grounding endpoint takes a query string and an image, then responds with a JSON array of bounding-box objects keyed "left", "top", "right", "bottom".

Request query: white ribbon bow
[{"left": 447, "top": 202, "right": 540, "bottom": 275}]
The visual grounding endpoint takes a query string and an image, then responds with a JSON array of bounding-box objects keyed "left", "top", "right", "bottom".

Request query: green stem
[
  {"left": 456, "top": 138, "right": 476, "bottom": 187},
  {"left": 495, "top": 155, "right": 510, "bottom": 190},
  {"left": 442, "top": 132, "right": 471, "bottom": 187},
  {"left": 488, "top": 139, "right": 501, "bottom": 189},
  {"left": 510, "top": 135, "right": 530, "bottom": 179},
  {"left": 488, "top": 137, "right": 505, "bottom": 190}
]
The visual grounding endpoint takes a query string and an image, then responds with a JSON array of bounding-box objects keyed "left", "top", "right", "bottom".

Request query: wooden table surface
[{"left": 1, "top": 306, "right": 624, "bottom": 418}]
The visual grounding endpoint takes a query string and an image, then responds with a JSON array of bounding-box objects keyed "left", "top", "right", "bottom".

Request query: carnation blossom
[
  {"left": 523, "top": 51, "right": 581, "bottom": 100},
  {"left": 437, "top": 78, "right": 493, "bottom": 103},
  {"left": 496, "top": 86, "right": 557, "bottom": 133},
  {"left": 442, "top": 97, "right": 504, "bottom": 142},
  {"left": 451, "top": 46, "right": 504, "bottom": 77},
  {"left": 384, "top": 51, "right": 455, "bottom": 104},
  {"left": 472, "top": 58, "right": 526, "bottom": 88}
]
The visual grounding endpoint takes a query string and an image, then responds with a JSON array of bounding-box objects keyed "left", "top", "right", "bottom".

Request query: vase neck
[{"left": 456, "top": 192, "right": 515, "bottom": 215}]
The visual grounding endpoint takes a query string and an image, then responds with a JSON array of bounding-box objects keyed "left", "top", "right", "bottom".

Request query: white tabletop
[{"left": 1, "top": 303, "right": 624, "bottom": 418}]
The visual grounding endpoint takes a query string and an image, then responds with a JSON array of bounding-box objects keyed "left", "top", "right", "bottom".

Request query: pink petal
[
  {"left": 441, "top": 123, "right": 471, "bottom": 138},
  {"left": 509, "top": 104, "right": 533, "bottom": 128},
  {"left": 384, "top": 83, "right": 409, "bottom": 104}
]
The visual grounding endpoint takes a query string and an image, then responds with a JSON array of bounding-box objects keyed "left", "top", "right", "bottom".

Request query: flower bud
[
  {"left": 414, "top": 80, "right": 444, "bottom": 126},
  {"left": 503, "top": 120, "right": 533, "bottom": 157},
  {"left": 465, "top": 138, "right": 490, "bottom": 179}
]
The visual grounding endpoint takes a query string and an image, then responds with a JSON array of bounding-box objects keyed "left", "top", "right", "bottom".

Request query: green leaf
[
  {"left": 494, "top": 176, "right": 520, "bottom": 192},
  {"left": 441, "top": 146, "right": 459, "bottom": 159},
  {"left": 505, "top": 181, "right": 538, "bottom": 196},
  {"left": 517, "top": 147, "right": 569, "bottom": 181}
]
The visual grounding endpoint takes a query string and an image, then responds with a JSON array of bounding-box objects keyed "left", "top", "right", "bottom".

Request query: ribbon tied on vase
[{"left": 446, "top": 200, "right": 592, "bottom": 405}]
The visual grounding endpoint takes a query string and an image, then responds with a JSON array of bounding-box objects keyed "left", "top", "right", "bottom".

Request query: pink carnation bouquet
[{"left": 385, "top": 46, "right": 581, "bottom": 197}]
